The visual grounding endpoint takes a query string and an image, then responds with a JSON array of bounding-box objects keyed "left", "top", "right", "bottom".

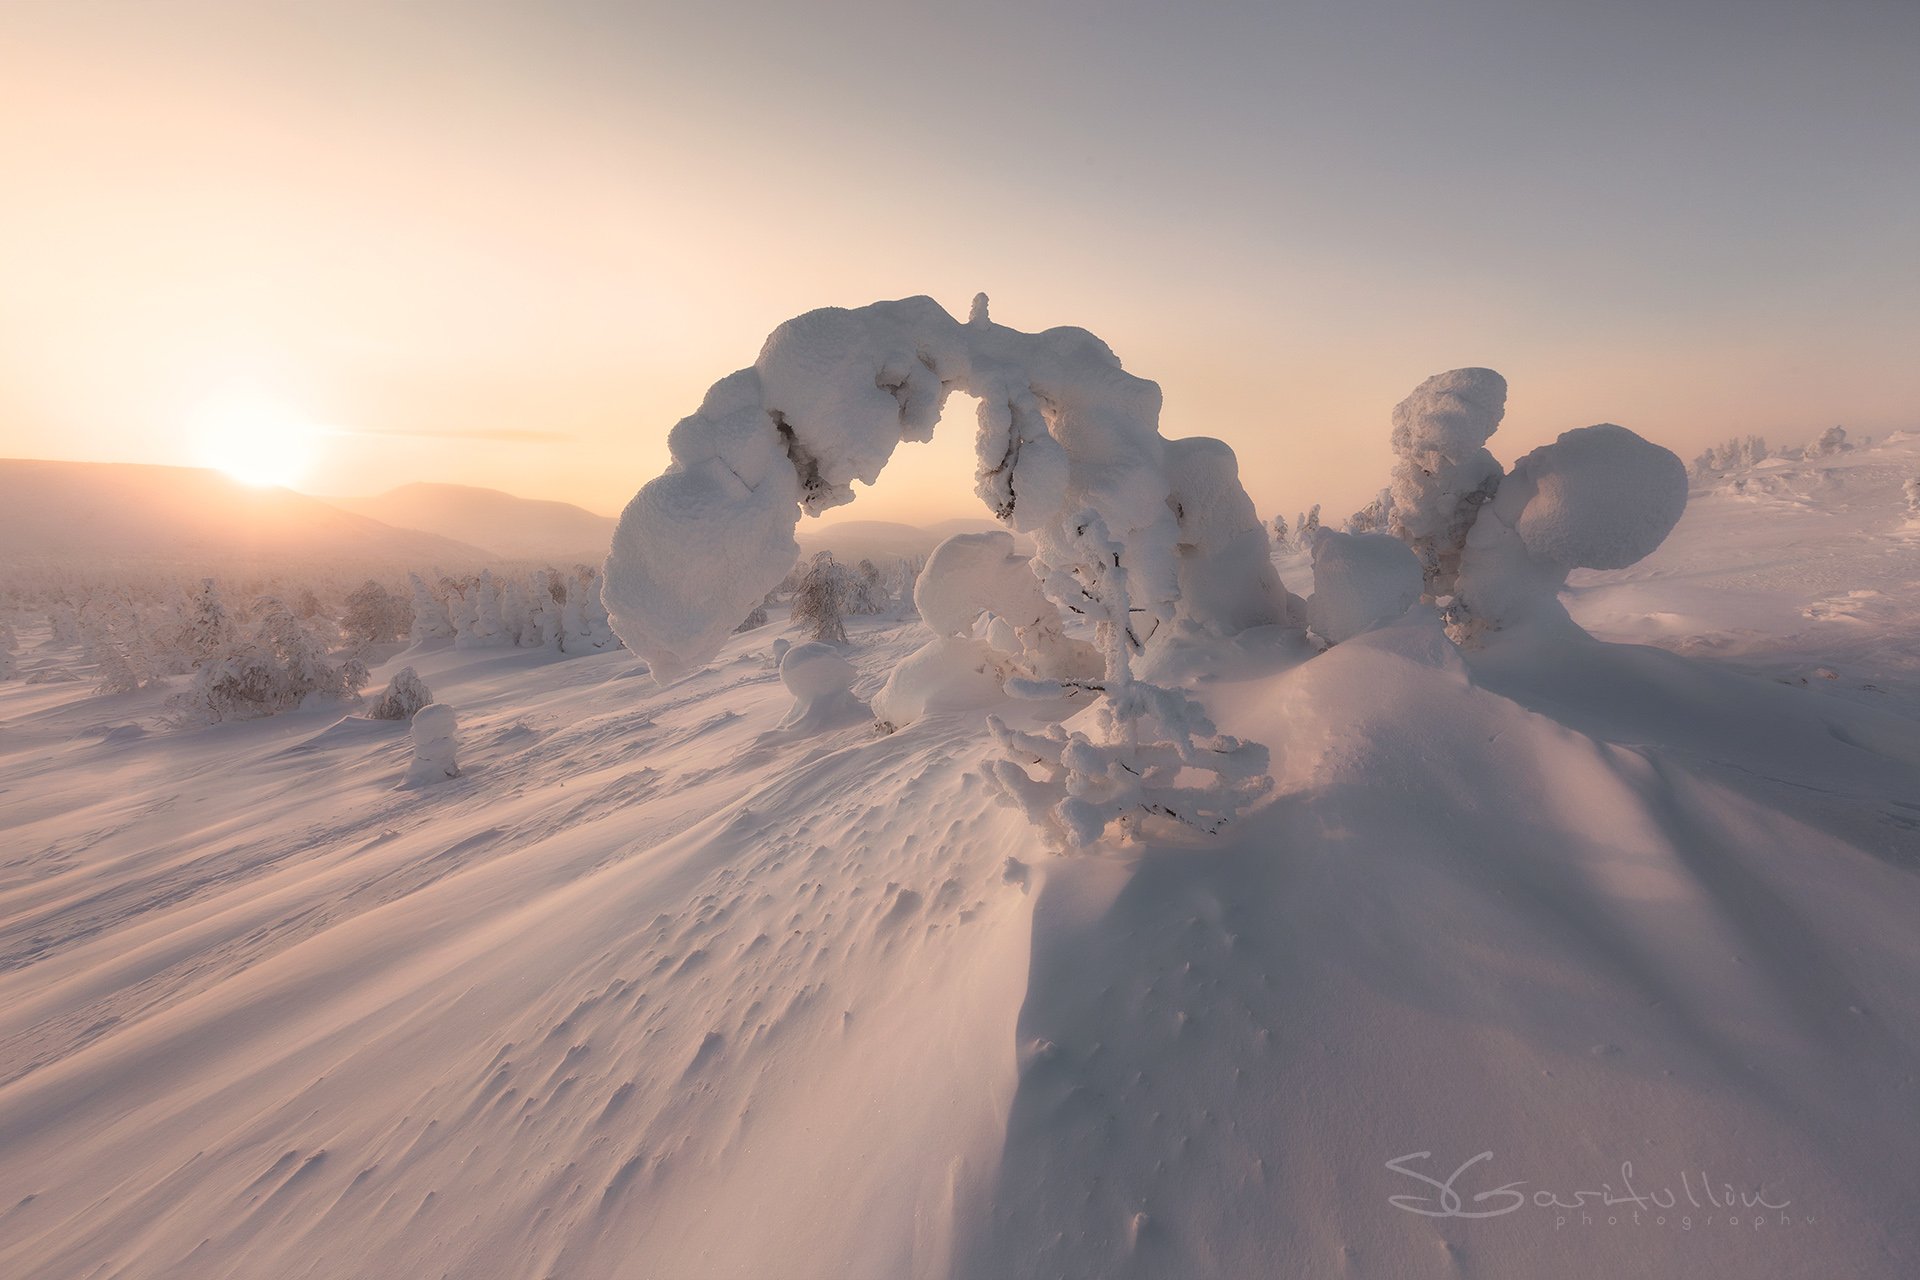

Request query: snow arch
[
  {"left": 604, "top": 293, "right": 1281, "bottom": 685},
  {"left": 604, "top": 294, "right": 1277, "bottom": 848}
]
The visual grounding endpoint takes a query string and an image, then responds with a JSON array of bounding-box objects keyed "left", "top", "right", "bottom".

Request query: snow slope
[{"left": 2, "top": 439, "right": 1918, "bottom": 1277}]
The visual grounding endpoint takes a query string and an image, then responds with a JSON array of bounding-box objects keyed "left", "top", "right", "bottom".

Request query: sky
[{"left": 2, "top": 0, "right": 1916, "bottom": 526}]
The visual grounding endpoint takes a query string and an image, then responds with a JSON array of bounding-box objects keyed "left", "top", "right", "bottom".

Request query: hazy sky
[{"left": 3, "top": 0, "right": 1916, "bottom": 524}]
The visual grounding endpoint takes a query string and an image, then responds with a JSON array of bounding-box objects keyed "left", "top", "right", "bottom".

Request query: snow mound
[
  {"left": 1305, "top": 530, "right": 1423, "bottom": 643},
  {"left": 777, "top": 641, "right": 869, "bottom": 733},
  {"left": 1164, "top": 436, "right": 1297, "bottom": 633}
]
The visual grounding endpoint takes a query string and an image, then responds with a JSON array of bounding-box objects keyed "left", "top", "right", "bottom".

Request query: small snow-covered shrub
[
  {"left": 174, "top": 599, "right": 369, "bottom": 723},
  {"left": 1306, "top": 532, "right": 1423, "bottom": 643},
  {"left": 777, "top": 641, "right": 868, "bottom": 732},
  {"left": 404, "top": 703, "right": 460, "bottom": 785},
  {"left": 790, "top": 552, "right": 851, "bottom": 645},
  {"left": 1454, "top": 423, "right": 1687, "bottom": 636},
  {"left": 1387, "top": 368, "right": 1507, "bottom": 598},
  {"left": 1808, "top": 425, "right": 1851, "bottom": 457},
  {"left": 370, "top": 666, "right": 434, "bottom": 721}
]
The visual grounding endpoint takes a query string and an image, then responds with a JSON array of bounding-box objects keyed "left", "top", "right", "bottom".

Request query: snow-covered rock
[{"left": 1305, "top": 531, "right": 1423, "bottom": 643}]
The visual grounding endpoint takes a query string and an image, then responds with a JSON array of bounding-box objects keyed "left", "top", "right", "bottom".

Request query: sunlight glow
[{"left": 190, "top": 388, "right": 318, "bottom": 489}]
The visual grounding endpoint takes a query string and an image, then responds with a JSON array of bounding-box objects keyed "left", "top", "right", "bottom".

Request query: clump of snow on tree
[
  {"left": 1454, "top": 423, "right": 1687, "bottom": 636},
  {"left": 1387, "top": 368, "right": 1507, "bottom": 598},
  {"left": 776, "top": 641, "right": 868, "bottom": 733},
  {"left": 370, "top": 666, "right": 434, "bottom": 721},
  {"left": 1305, "top": 532, "right": 1423, "bottom": 643},
  {"left": 403, "top": 703, "right": 460, "bottom": 786}
]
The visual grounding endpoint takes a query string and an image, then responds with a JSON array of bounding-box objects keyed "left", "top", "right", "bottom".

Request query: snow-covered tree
[
  {"left": 1269, "top": 514, "right": 1291, "bottom": 553},
  {"left": 560, "top": 567, "right": 617, "bottom": 655},
  {"left": 343, "top": 580, "right": 407, "bottom": 651},
  {"left": 1453, "top": 423, "right": 1687, "bottom": 638},
  {"left": 184, "top": 578, "right": 234, "bottom": 664},
  {"left": 1808, "top": 425, "right": 1851, "bottom": 457},
  {"left": 458, "top": 571, "right": 508, "bottom": 649},
  {"left": 369, "top": 665, "right": 434, "bottom": 720},
  {"left": 174, "top": 598, "right": 368, "bottom": 723},
  {"left": 1306, "top": 531, "right": 1422, "bottom": 643},
  {"left": 408, "top": 573, "right": 454, "bottom": 644},
  {"left": 1345, "top": 488, "right": 1393, "bottom": 535},
  {"left": 1904, "top": 477, "right": 1920, "bottom": 518},
  {"left": 733, "top": 604, "right": 770, "bottom": 632},
  {"left": 404, "top": 703, "right": 460, "bottom": 785},
  {"left": 845, "top": 559, "right": 888, "bottom": 615},
  {"left": 1387, "top": 368, "right": 1507, "bottom": 598},
  {"left": 601, "top": 294, "right": 1280, "bottom": 849},
  {"left": 790, "top": 552, "right": 850, "bottom": 645},
  {"left": 94, "top": 636, "right": 152, "bottom": 695},
  {"left": 528, "top": 570, "right": 565, "bottom": 648}
]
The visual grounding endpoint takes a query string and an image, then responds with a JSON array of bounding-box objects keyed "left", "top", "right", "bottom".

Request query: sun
[{"left": 190, "top": 388, "right": 318, "bottom": 489}]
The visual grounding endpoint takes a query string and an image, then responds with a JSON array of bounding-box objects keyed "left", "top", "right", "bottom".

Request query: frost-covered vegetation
[{"left": 599, "top": 295, "right": 1703, "bottom": 849}]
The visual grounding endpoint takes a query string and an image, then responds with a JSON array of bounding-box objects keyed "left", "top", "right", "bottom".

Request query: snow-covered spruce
[
  {"left": 1305, "top": 531, "right": 1423, "bottom": 644},
  {"left": 1453, "top": 423, "right": 1687, "bottom": 637},
  {"left": 1387, "top": 368, "right": 1507, "bottom": 598},
  {"left": 602, "top": 295, "right": 1277, "bottom": 848},
  {"left": 403, "top": 703, "right": 460, "bottom": 786},
  {"left": 369, "top": 666, "right": 434, "bottom": 721},
  {"left": 408, "top": 573, "right": 454, "bottom": 644}
]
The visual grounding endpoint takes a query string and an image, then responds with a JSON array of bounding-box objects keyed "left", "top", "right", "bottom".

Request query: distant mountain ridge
[
  {"left": 327, "top": 482, "right": 617, "bottom": 564},
  {"left": 0, "top": 459, "right": 495, "bottom": 571}
]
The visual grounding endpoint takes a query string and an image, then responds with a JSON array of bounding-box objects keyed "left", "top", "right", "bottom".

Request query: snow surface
[{"left": 2, "top": 437, "right": 1919, "bottom": 1277}]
